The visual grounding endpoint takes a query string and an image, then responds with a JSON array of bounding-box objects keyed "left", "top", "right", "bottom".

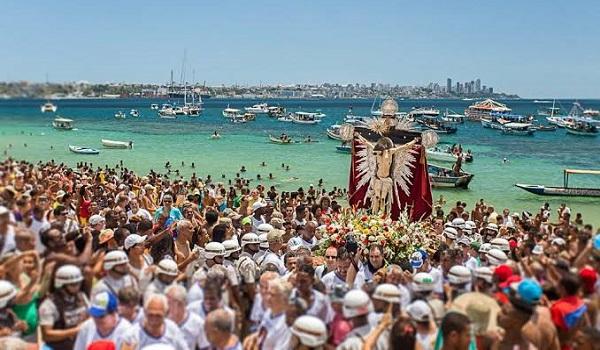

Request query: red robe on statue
[{"left": 348, "top": 134, "right": 433, "bottom": 221}]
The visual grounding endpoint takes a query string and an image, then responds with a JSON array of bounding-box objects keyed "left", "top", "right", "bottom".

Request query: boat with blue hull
[{"left": 515, "top": 169, "right": 600, "bottom": 197}]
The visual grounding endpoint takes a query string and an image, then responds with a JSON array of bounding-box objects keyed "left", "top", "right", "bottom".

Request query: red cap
[
  {"left": 509, "top": 240, "right": 518, "bottom": 250},
  {"left": 579, "top": 267, "right": 598, "bottom": 294},
  {"left": 499, "top": 275, "right": 522, "bottom": 289},
  {"left": 493, "top": 264, "right": 513, "bottom": 283},
  {"left": 87, "top": 340, "right": 116, "bottom": 350}
]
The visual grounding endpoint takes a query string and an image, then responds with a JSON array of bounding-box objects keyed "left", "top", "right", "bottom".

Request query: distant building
[
  {"left": 488, "top": 87, "right": 493, "bottom": 94},
  {"left": 475, "top": 79, "right": 481, "bottom": 92},
  {"left": 447, "top": 78, "right": 452, "bottom": 93}
]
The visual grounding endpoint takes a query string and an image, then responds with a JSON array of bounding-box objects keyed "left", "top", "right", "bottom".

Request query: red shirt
[
  {"left": 550, "top": 295, "right": 587, "bottom": 332},
  {"left": 329, "top": 312, "right": 352, "bottom": 346}
]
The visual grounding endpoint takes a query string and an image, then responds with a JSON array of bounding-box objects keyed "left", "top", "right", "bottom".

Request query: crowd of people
[{"left": 0, "top": 157, "right": 598, "bottom": 350}]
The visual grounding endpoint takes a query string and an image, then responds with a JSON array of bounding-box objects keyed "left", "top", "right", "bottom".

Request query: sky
[{"left": 1, "top": 0, "right": 599, "bottom": 98}]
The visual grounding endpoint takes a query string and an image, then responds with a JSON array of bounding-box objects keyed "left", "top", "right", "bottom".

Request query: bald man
[{"left": 205, "top": 309, "right": 242, "bottom": 350}]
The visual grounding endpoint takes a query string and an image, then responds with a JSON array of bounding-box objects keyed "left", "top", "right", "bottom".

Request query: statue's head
[
  {"left": 374, "top": 137, "right": 394, "bottom": 152},
  {"left": 380, "top": 98, "right": 398, "bottom": 117}
]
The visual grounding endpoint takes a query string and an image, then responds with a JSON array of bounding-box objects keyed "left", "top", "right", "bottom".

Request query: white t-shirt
[
  {"left": 258, "top": 310, "right": 291, "bottom": 350},
  {"left": 291, "top": 289, "right": 333, "bottom": 324},
  {"left": 0, "top": 225, "right": 16, "bottom": 256},
  {"left": 259, "top": 251, "right": 286, "bottom": 276},
  {"left": 175, "top": 312, "right": 208, "bottom": 350},
  {"left": 128, "top": 208, "right": 152, "bottom": 222},
  {"left": 321, "top": 270, "right": 346, "bottom": 293},
  {"left": 118, "top": 318, "right": 189, "bottom": 350},
  {"left": 73, "top": 316, "right": 131, "bottom": 350},
  {"left": 29, "top": 217, "right": 50, "bottom": 252},
  {"left": 92, "top": 274, "right": 138, "bottom": 297},
  {"left": 186, "top": 301, "right": 235, "bottom": 324}
]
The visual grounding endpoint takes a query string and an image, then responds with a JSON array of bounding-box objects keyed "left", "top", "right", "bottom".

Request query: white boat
[
  {"left": 565, "top": 121, "right": 598, "bottom": 136},
  {"left": 114, "top": 111, "right": 126, "bottom": 119},
  {"left": 326, "top": 125, "right": 344, "bottom": 141},
  {"left": 278, "top": 114, "right": 294, "bottom": 122},
  {"left": 150, "top": 104, "right": 159, "bottom": 110},
  {"left": 501, "top": 122, "right": 535, "bottom": 136},
  {"left": 41, "top": 102, "right": 57, "bottom": 113},
  {"left": 158, "top": 104, "right": 177, "bottom": 119},
  {"left": 426, "top": 148, "right": 473, "bottom": 163},
  {"left": 101, "top": 139, "right": 133, "bottom": 149},
  {"left": 267, "top": 106, "right": 286, "bottom": 117},
  {"left": 52, "top": 117, "right": 73, "bottom": 130},
  {"left": 222, "top": 106, "right": 242, "bottom": 118},
  {"left": 583, "top": 109, "right": 600, "bottom": 117},
  {"left": 441, "top": 109, "right": 465, "bottom": 124},
  {"left": 129, "top": 109, "right": 139, "bottom": 117},
  {"left": 244, "top": 103, "right": 269, "bottom": 114},
  {"left": 290, "top": 112, "right": 323, "bottom": 125},
  {"left": 69, "top": 145, "right": 99, "bottom": 155},
  {"left": 464, "top": 99, "right": 511, "bottom": 121}
]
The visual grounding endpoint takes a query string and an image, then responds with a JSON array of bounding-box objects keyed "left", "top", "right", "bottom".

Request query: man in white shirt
[
  {"left": 74, "top": 291, "right": 131, "bottom": 350},
  {"left": 127, "top": 198, "right": 152, "bottom": 222},
  {"left": 0, "top": 206, "right": 16, "bottom": 256},
  {"left": 166, "top": 284, "right": 208, "bottom": 350},
  {"left": 28, "top": 206, "right": 50, "bottom": 252},
  {"left": 119, "top": 293, "right": 189, "bottom": 350}
]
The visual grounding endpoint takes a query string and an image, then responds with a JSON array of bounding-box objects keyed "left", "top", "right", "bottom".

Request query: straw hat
[{"left": 451, "top": 292, "right": 500, "bottom": 333}]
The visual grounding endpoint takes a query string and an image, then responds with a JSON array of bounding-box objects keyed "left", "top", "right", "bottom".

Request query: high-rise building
[
  {"left": 456, "top": 82, "right": 460, "bottom": 93},
  {"left": 447, "top": 78, "right": 452, "bottom": 93},
  {"left": 489, "top": 87, "right": 493, "bottom": 94},
  {"left": 475, "top": 79, "right": 481, "bottom": 92}
]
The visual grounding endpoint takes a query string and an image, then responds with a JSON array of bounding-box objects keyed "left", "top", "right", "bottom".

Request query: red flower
[{"left": 361, "top": 215, "right": 368, "bottom": 222}]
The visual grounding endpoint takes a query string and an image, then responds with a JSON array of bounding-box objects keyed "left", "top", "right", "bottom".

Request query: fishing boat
[
  {"left": 428, "top": 164, "right": 474, "bottom": 189},
  {"left": 409, "top": 107, "right": 440, "bottom": 120},
  {"left": 290, "top": 112, "right": 323, "bottom": 125},
  {"left": 129, "top": 109, "right": 139, "bottom": 117},
  {"left": 41, "top": 102, "right": 58, "bottom": 113},
  {"left": 426, "top": 148, "right": 473, "bottom": 163},
  {"left": 501, "top": 122, "right": 535, "bottom": 136},
  {"left": 245, "top": 103, "right": 269, "bottom": 114},
  {"left": 269, "top": 135, "right": 294, "bottom": 144},
  {"left": 101, "top": 139, "right": 133, "bottom": 149},
  {"left": 515, "top": 169, "right": 600, "bottom": 197},
  {"left": 565, "top": 120, "right": 598, "bottom": 136},
  {"left": 158, "top": 104, "right": 177, "bottom": 119},
  {"left": 326, "top": 125, "right": 345, "bottom": 141},
  {"left": 416, "top": 119, "right": 457, "bottom": 134},
  {"left": 222, "top": 106, "right": 242, "bottom": 118},
  {"left": 533, "top": 125, "right": 557, "bottom": 131},
  {"left": 114, "top": 111, "right": 126, "bottom": 119},
  {"left": 277, "top": 115, "right": 294, "bottom": 122},
  {"left": 52, "top": 117, "right": 74, "bottom": 130},
  {"left": 537, "top": 106, "right": 561, "bottom": 116},
  {"left": 344, "top": 115, "right": 370, "bottom": 126},
  {"left": 481, "top": 112, "right": 532, "bottom": 130},
  {"left": 336, "top": 144, "right": 351, "bottom": 153},
  {"left": 68, "top": 145, "right": 99, "bottom": 155},
  {"left": 150, "top": 104, "right": 159, "bottom": 110},
  {"left": 441, "top": 109, "right": 465, "bottom": 124},
  {"left": 267, "top": 106, "right": 286, "bottom": 118},
  {"left": 464, "top": 99, "right": 511, "bottom": 121},
  {"left": 583, "top": 108, "right": 600, "bottom": 117}
]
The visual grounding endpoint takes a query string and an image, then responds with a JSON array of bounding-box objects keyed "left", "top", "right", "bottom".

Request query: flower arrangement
[{"left": 316, "top": 209, "right": 435, "bottom": 264}]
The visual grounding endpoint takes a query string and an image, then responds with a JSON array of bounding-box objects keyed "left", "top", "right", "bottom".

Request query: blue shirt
[{"left": 153, "top": 207, "right": 183, "bottom": 227}]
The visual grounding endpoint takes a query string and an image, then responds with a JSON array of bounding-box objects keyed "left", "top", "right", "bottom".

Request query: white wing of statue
[
  {"left": 392, "top": 144, "right": 418, "bottom": 198},
  {"left": 355, "top": 136, "right": 376, "bottom": 205}
]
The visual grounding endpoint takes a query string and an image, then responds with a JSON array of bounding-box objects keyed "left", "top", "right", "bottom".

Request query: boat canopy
[
  {"left": 54, "top": 117, "right": 73, "bottom": 122},
  {"left": 469, "top": 99, "right": 511, "bottom": 112},
  {"left": 564, "top": 169, "right": 600, "bottom": 175}
]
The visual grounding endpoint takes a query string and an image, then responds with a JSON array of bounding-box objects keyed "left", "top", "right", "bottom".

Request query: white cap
[
  {"left": 0, "top": 280, "right": 17, "bottom": 308},
  {"left": 452, "top": 218, "right": 465, "bottom": 229},
  {"left": 103, "top": 250, "right": 129, "bottom": 270},
  {"left": 258, "top": 233, "right": 269, "bottom": 249},
  {"left": 290, "top": 315, "right": 328, "bottom": 347},
  {"left": 89, "top": 214, "right": 105, "bottom": 226},
  {"left": 257, "top": 223, "right": 273, "bottom": 235},
  {"left": 372, "top": 283, "right": 401, "bottom": 304},
  {"left": 252, "top": 201, "right": 267, "bottom": 212},
  {"left": 412, "top": 272, "right": 435, "bottom": 292},
  {"left": 443, "top": 227, "right": 458, "bottom": 240},
  {"left": 157, "top": 258, "right": 178, "bottom": 276},
  {"left": 223, "top": 239, "right": 241, "bottom": 257},
  {"left": 486, "top": 248, "right": 508, "bottom": 266},
  {"left": 287, "top": 237, "right": 303, "bottom": 252},
  {"left": 342, "top": 290, "right": 373, "bottom": 318},
  {"left": 474, "top": 266, "right": 493, "bottom": 283},
  {"left": 204, "top": 242, "right": 226, "bottom": 260},
  {"left": 490, "top": 238, "right": 510, "bottom": 252},
  {"left": 54, "top": 264, "right": 84, "bottom": 288},
  {"left": 448, "top": 265, "right": 472, "bottom": 285},
  {"left": 406, "top": 300, "right": 431, "bottom": 322},
  {"left": 124, "top": 234, "right": 146, "bottom": 250},
  {"left": 241, "top": 233, "right": 260, "bottom": 247}
]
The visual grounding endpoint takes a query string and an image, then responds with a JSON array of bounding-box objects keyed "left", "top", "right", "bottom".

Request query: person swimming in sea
[
  {"left": 240, "top": 166, "right": 247, "bottom": 172},
  {"left": 261, "top": 161, "right": 266, "bottom": 167}
]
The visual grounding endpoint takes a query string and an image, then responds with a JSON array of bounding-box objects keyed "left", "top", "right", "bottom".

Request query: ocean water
[{"left": 1, "top": 98, "right": 599, "bottom": 225}]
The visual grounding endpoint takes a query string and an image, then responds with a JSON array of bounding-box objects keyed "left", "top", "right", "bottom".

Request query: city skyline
[{"left": 1, "top": 0, "right": 599, "bottom": 98}]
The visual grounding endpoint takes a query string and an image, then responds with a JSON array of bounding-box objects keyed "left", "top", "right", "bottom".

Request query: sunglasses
[{"left": 326, "top": 255, "right": 337, "bottom": 259}]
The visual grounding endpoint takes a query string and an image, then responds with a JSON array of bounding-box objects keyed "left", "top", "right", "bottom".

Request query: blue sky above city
[{"left": 1, "top": 0, "right": 599, "bottom": 97}]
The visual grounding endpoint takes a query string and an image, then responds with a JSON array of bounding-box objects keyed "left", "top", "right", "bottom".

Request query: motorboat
[
  {"left": 532, "top": 125, "right": 557, "bottom": 131},
  {"left": 326, "top": 125, "right": 345, "bottom": 141},
  {"left": 173, "top": 106, "right": 187, "bottom": 116},
  {"left": 114, "top": 111, "right": 126, "bottom": 119},
  {"left": 409, "top": 107, "right": 440, "bottom": 120},
  {"left": 158, "top": 104, "right": 177, "bottom": 119},
  {"left": 184, "top": 104, "right": 202, "bottom": 116},
  {"left": 267, "top": 106, "right": 286, "bottom": 118},
  {"left": 481, "top": 112, "right": 532, "bottom": 130},
  {"left": 344, "top": 115, "right": 370, "bottom": 126},
  {"left": 583, "top": 108, "right": 600, "bottom": 117},
  {"left": 52, "top": 117, "right": 73, "bottom": 130},
  {"left": 231, "top": 113, "right": 255, "bottom": 124},
  {"left": 537, "top": 107, "right": 561, "bottom": 116},
  {"left": 245, "top": 103, "right": 269, "bottom": 114},
  {"left": 277, "top": 115, "right": 294, "bottom": 122},
  {"left": 501, "top": 122, "right": 535, "bottom": 136},
  {"left": 41, "top": 102, "right": 57, "bottom": 113},
  {"left": 291, "top": 112, "right": 323, "bottom": 125},
  {"left": 428, "top": 164, "right": 474, "bottom": 189},
  {"left": 464, "top": 99, "right": 511, "bottom": 121},
  {"left": 269, "top": 135, "right": 294, "bottom": 144},
  {"left": 565, "top": 120, "right": 598, "bottom": 136},
  {"left": 416, "top": 119, "right": 457, "bottom": 134},
  {"left": 222, "top": 106, "right": 242, "bottom": 118},
  {"left": 150, "top": 104, "right": 159, "bottom": 110},
  {"left": 441, "top": 109, "right": 465, "bottom": 124},
  {"left": 426, "top": 148, "right": 473, "bottom": 163},
  {"left": 515, "top": 169, "right": 600, "bottom": 197},
  {"left": 336, "top": 144, "right": 351, "bottom": 153},
  {"left": 130, "top": 109, "right": 139, "bottom": 117},
  {"left": 69, "top": 145, "right": 99, "bottom": 155},
  {"left": 101, "top": 139, "right": 133, "bottom": 149}
]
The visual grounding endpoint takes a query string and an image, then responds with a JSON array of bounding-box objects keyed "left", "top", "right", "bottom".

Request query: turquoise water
[{"left": 1, "top": 98, "right": 599, "bottom": 225}]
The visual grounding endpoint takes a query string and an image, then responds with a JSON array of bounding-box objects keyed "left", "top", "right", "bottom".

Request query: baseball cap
[
  {"left": 406, "top": 300, "right": 431, "bottom": 322},
  {"left": 499, "top": 275, "right": 522, "bottom": 290},
  {"left": 511, "top": 279, "right": 542, "bottom": 305},
  {"left": 410, "top": 251, "right": 424, "bottom": 269},
  {"left": 579, "top": 267, "right": 598, "bottom": 294},
  {"left": 241, "top": 216, "right": 252, "bottom": 226},
  {"left": 89, "top": 291, "right": 118, "bottom": 317},
  {"left": 89, "top": 214, "right": 105, "bottom": 226},
  {"left": 124, "top": 234, "right": 146, "bottom": 250},
  {"left": 493, "top": 265, "right": 513, "bottom": 284},
  {"left": 252, "top": 201, "right": 267, "bottom": 212}
]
